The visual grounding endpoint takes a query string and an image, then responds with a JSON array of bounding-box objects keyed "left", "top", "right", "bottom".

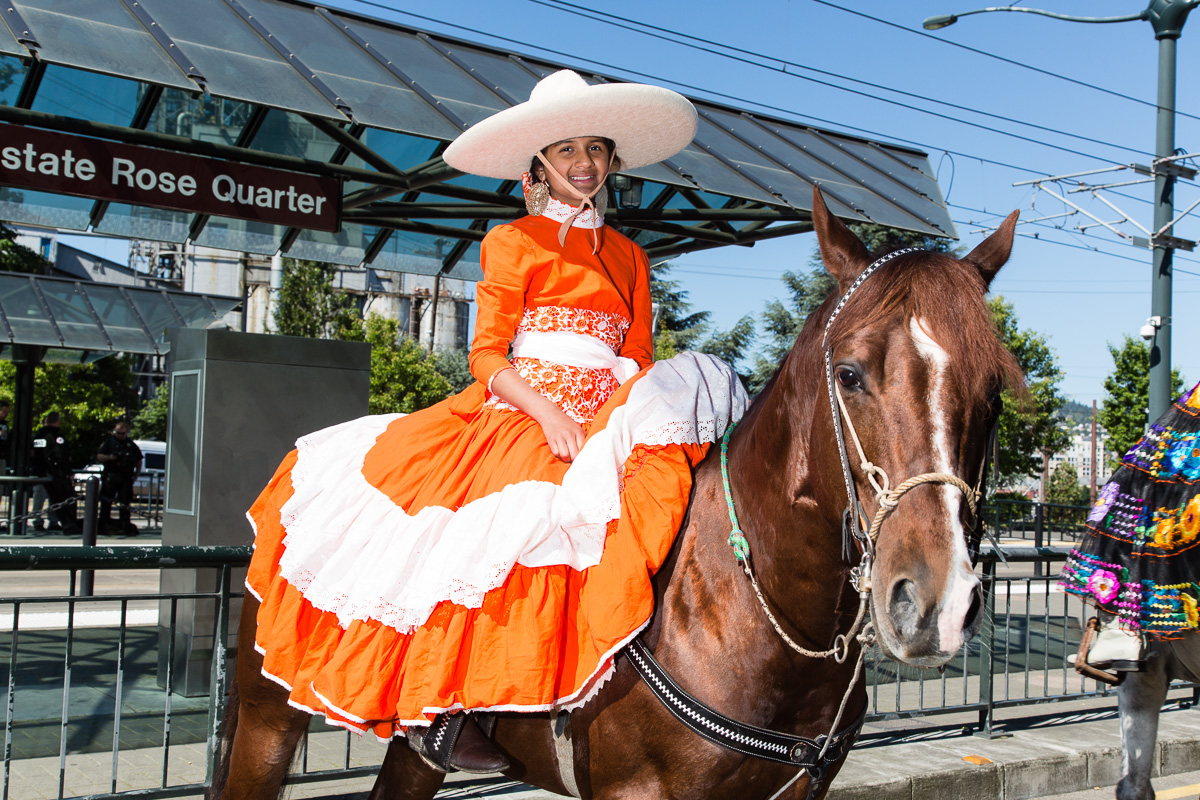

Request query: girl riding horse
[{"left": 229, "top": 69, "right": 747, "bottom": 783}]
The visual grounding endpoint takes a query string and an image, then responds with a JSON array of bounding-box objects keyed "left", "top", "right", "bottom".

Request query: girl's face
[{"left": 535, "top": 137, "right": 614, "bottom": 205}]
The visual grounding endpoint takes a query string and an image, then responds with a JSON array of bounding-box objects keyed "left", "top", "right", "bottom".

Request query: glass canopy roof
[
  {"left": 0, "top": 0, "right": 957, "bottom": 282},
  {"left": 0, "top": 271, "right": 242, "bottom": 363}
]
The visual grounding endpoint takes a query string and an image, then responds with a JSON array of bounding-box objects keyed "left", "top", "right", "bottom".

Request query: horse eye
[{"left": 835, "top": 366, "right": 861, "bottom": 390}]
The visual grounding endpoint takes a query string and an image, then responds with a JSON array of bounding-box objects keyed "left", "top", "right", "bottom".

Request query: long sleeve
[
  {"left": 469, "top": 225, "right": 533, "bottom": 387},
  {"left": 619, "top": 245, "right": 655, "bottom": 370}
]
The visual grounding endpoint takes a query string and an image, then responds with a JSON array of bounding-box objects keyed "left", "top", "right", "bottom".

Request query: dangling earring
[
  {"left": 592, "top": 185, "right": 608, "bottom": 219},
  {"left": 525, "top": 180, "right": 550, "bottom": 216}
]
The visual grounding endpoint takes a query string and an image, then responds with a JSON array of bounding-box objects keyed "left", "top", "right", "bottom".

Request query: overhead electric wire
[
  {"left": 340, "top": 0, "right": 1078, "bottom": 178},
  {"left": 530, "top": 0, "right": 1151, "bottom": 161},
  {"left": 813, "top": 0, "right": 1200, "bottom": 124}
]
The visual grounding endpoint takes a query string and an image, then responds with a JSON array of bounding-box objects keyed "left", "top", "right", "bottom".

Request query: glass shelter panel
[
  {"left": 195, "top": 217, "right": 285, "bottom": 256},
  {"left": 35, "top": 281, "right": 113, "bottom": 351},
  {"left": 12, "top": 0, "right": 195, "bottom": 90},
  {"left": 0, "top": 188, "right": 91, "bottom": 231},
  {"left": 94, "top": 204, "right": 191, "bottom": 244},
  {"left": 0, "top": 278, "right": 65, "bottom": 347},
  {"left": 135, "top": 0, "right": 340, "bottom": 118},
  {"left": 31, "top": 65, "right": 142, "bottom": 128},
  {"left": 73, "top": 284, "right": 156, "bottom": 353}
]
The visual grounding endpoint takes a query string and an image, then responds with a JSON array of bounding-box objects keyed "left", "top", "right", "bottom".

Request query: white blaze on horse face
[{"left": 910, "top": 317, "right": 979, "bottom": 654}]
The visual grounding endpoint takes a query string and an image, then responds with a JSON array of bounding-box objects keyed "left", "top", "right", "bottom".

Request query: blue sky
[{"left": 71, "top": 1, "right": 1200, "bottom": 403}]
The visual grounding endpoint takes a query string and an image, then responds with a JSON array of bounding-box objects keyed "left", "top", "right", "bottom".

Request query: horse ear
[
  {"left": 812, "top": 186, "right": 872, "bottom": 291},
  {"left": 961, "top": 210, "right": 1019, "bottom": 287}
]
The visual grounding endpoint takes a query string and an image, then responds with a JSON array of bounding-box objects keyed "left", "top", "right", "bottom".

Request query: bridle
[{"left": 713, "top": 246, "right": 992, "bottom": 798}]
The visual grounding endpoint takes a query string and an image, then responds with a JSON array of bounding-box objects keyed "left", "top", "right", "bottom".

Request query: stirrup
[
  {"left": 408, "top": 713, "right": 466, "bottom": 773},
  {"left": 1070, "top": 617, "right": 1130, "bottom": 685}
]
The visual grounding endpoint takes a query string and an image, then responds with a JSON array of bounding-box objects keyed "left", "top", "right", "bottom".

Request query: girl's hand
[
  {"left": 539, "top": 410, "right": 585, "bottom": 463},
  {"left": 489, "top": 368, "right": 586, "bottom": 462}
]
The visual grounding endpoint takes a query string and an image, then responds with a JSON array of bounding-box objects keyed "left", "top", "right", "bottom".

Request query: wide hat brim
[{"left": 443, "top": 70, "right": 698, "bottom": 180}]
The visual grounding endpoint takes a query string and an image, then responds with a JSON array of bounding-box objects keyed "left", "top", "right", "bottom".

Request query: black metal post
[
  {"left": 976, "top": 557, "right": 999, "bottom": 738},
  {"left": 79, "top": 477, "right": 99, "bottom": 597},
  {"left": 1034, "top": 503, "right": 1045, "bottom": 577}
]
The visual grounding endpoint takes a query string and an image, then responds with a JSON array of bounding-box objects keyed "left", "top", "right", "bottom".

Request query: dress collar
[{"left": 542, "top": 194, "right": 604, "bottom": 229}]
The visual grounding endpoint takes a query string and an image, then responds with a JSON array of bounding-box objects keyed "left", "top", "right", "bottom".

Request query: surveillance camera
[{"left": 1140, "top": 322, "right": 1157, "bottom": 341}]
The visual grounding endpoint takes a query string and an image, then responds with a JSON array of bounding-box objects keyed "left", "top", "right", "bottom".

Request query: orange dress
[{"left": 246, "top": 204, "right": 747, "bottom": 739}]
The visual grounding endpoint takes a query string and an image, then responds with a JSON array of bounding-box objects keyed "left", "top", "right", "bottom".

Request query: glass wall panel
[
  {"left": 0, "top": 56, "right": 29, "bottom": 103},
  {"left": 146, "top": 89, "right": 253, "bottom": 145},
  {"left": 287, "top": 222, "right": 368, "bottom": 266},
  {"left": 0, "top": 188, "right": 91, "bottom": 231},
  {"left": 94, "top": 204, "right": 191, "bottom": 243},
  {"left": 195, "top": 216, "right": 283, "bottom": 256},
  {"left": 248, "top": 110, "right": 338, "bottom": 162},
  {"left": 31, "top": 65, "right": 141, "bottom": 127}
]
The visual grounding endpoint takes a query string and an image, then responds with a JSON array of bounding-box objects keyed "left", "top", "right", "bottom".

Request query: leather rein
[{"left": 625, "top": 247, "right": 989, "bottom": 800}]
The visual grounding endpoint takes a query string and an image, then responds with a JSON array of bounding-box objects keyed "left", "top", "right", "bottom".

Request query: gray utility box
[{"left": 159, "top": 328, "right": 370, "bottom": 696}]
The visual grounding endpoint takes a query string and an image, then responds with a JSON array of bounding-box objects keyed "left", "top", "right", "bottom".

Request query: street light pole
[{"left": 924, "top": 0, "right": 1198, "bottom": 419}]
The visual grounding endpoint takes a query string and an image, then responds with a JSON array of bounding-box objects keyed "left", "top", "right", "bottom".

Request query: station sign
[{"left": 0, "top": 122, "right": 341, "bottom": 232}]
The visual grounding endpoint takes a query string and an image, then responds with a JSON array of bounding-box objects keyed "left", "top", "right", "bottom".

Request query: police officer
[
  {"left": 31, "top": 411, "right": 79, "bottom": 535},
  {"left": 97, "top": 421, "right": 142, "bottom": 536}
]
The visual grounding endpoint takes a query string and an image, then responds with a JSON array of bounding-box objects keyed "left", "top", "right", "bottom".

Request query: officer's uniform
[
  {"left": 31, "top": 424, "right": 78, "bottom": 533},
  {"left": 98, "top": 434, "right": 142, "bottom": 535}
]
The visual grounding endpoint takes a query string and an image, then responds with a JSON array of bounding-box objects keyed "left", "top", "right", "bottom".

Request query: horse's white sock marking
[{"left": 911, "top": 318, "right": 979, "bottom": 654}]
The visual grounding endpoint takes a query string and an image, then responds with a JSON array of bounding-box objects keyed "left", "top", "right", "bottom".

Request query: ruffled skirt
[
  {"left": 1059, "top": 383, "right": 1200, "bottom": 638},
  {"left": 245, "top": 352, "right": 747, "bottom": 737}
]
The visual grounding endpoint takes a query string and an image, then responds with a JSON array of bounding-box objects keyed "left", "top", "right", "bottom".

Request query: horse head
[{"left": 810, "top": 188, "right": 1022, "bottom": 667}]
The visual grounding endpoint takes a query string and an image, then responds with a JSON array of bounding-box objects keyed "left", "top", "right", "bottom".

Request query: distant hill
[{"left": 1059, "top": 399, "right": 1095, "bottom": 426}]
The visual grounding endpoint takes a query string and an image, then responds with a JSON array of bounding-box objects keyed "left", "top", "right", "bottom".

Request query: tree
[
  {"left": 650, "top": 261, "right": 754, "bottom": 377},
  {"left": 131, "top": 384, "right": 169, "bottom": 441},
  {"left": 0, "top": 223, "right": 50, "bottom": 275},
  {"left": 1046, "top": 463, "right": 1089, "bottom": 507},
  {"left": 989, "top": 297, "right": 1071, "bottom": 484},
  {"left": 747, "top": 223, "right": 958, "bottom": 394},
  {"left": 341, "top": 314, "right": 452, "bottom": 415},
  {"left": 273, "top": 258, "right": 359, "bottom": 338},
  {"left": 433, "top": 349, "right": 474, "bottom": 394},
  {"left": 0, "top": 355, "right": 141, "bottom": 467},
  {"left": 1100, "top": 335, "right": 1185, "bottom": 464}
]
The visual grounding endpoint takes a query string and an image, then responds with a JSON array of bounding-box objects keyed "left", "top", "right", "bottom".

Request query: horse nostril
[
  {"left": 888, "top": 579, "right": 920, "bottom": 640},
  {"left": 963, "top": 587, "right": 984, "bottom": 636}
]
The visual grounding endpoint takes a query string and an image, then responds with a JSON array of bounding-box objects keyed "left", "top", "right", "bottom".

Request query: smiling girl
[{"left": 241, "top": 70, "right": 747, "bottom": 775}]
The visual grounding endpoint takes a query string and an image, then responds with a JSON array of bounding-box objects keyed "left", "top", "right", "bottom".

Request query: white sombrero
[{"left": 443, "top": 70, "right": 697, "bottom": 180}]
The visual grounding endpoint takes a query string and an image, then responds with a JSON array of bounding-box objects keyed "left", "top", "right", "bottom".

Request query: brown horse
[{"left": 210, "top": 188, "right": 1024, "bottom": 800}]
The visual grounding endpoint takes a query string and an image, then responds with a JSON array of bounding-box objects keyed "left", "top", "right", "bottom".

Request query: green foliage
[
  {"left": 1046, "top": 463, "right": 1090, "bottom": 507},
  {"left": 988, "top": 296, "right": 1070, "bottom": 483},
  {"left": 433, "top": 349, "right": 474, "bottom": 394},
  {"left": 0, "top": 356, "right": 141, "bottom": 468},
  {"left": 650, "top": 261, "right": 754, "bottom": 376},
  {"left": 0, "top": 223, "right": 50, "bottom": 275},
  {"left": 1099, "top": 336, "right": 1185, "bottom": 464},
  {"left": 274, "top": 258, "right": 359, "bottom": 339},
  {"left": 131, "top": 384, "right": 169, "bottom": 441},
  {"left": 342, "top": 314, "right": 452, "bottom": 415},
  {"left": 747, "top": 269, "right": 836, "bottom": 394}
]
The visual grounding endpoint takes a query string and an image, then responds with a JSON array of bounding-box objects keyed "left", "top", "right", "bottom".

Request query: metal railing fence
[{"left": 2, "top": 542, "right": 1191, "bottom": 800}]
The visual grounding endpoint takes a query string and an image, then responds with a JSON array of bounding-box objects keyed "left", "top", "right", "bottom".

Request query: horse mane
[{"left": 819, "top": 250, "right": 1025, "bottom": 400}]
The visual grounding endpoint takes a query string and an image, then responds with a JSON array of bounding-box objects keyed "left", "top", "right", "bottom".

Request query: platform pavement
[{"left": 8, "top": 531, "right": 1200, "bottom": 799}]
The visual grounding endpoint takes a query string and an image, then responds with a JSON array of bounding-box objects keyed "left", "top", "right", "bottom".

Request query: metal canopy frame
[{"left": 0, "top": 0, "right": 956, "bottom": 280}]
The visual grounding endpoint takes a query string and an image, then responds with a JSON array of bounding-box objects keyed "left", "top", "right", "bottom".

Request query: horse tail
[{"left": 205, "top": 666, "right": 240, "bottom": 800}]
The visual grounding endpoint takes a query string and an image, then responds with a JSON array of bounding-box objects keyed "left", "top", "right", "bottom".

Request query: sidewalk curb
[{"left": 828, "top": 711, "right": 1200, "bottom": 800}]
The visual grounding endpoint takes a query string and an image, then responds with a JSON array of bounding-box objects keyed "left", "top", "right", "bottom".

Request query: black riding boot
[{"left": 410, "top": 712, "right": 510, "bottom": 774}]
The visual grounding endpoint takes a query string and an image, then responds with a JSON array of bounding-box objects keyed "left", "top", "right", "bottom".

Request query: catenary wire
[
  {"left": 530, "top": 0, "right": 1152, "bottom": 160},
  {"left": 812, "top": 0, "right": 1200, "bottom": 124},
  {"left": 338, "top": 0, "right": 1078, "bottom": 178}
]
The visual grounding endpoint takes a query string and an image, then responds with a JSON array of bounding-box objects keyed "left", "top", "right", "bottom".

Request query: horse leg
[
  {"left": 368, "top": 739, "right": 447, "bottom": 800},
  {"left": 214, "top": 591, "right": 312, "bottom": 800},
  {"left": 1115, "top": 645, "right": 1169, "bottom": 800}
]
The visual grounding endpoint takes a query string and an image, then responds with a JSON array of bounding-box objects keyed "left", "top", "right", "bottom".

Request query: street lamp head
[{"left": 923, "top": 14, "right": 959, "bottom": 29}]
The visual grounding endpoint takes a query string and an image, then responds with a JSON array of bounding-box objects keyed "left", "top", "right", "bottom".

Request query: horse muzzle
[{"left": 876, "top": 568, "right": 983, "bottom": 667}]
